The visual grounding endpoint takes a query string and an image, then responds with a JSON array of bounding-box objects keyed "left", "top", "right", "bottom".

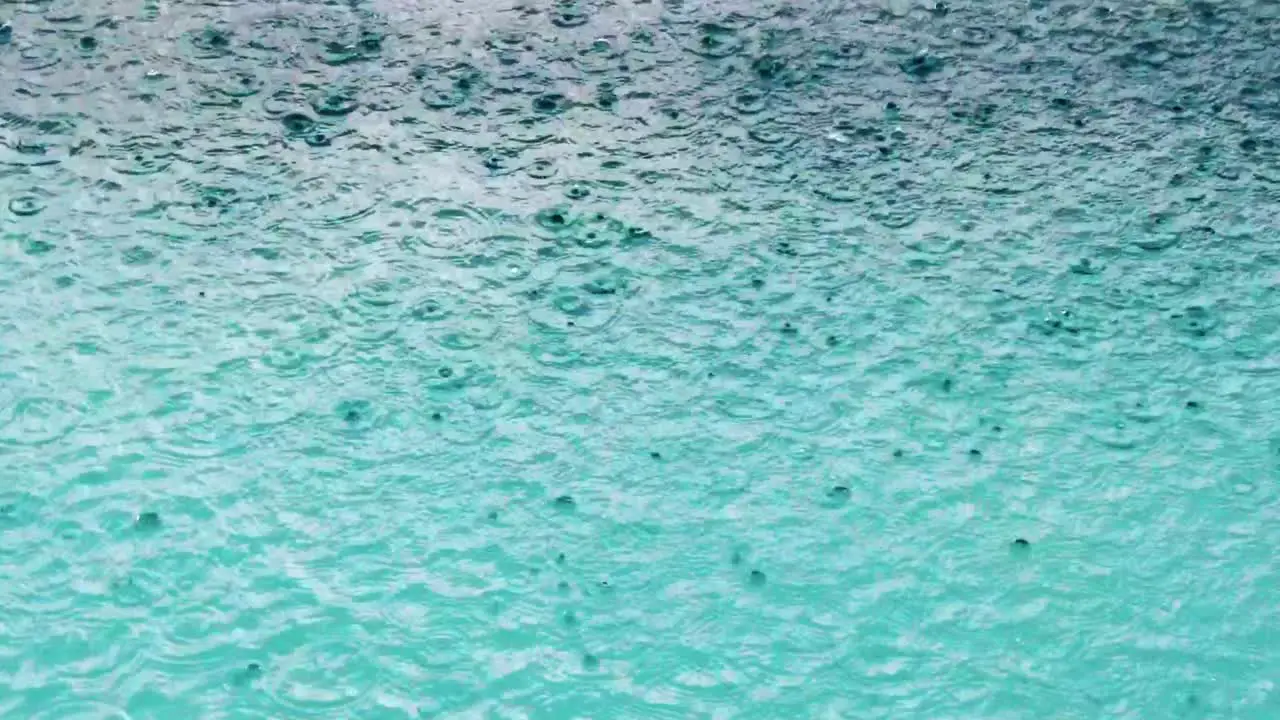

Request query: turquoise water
[{"left": 2, "top": 0, "right": 1280, "bottom": 716}]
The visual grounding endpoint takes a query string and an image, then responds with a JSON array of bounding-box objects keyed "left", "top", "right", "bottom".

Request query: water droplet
[
  {"left": 122, "top": 246, "right": 157, "bottom": 265},
  {"left": 312, "top": 91, "right": 358, "bottom": 116},
  {"left": 952, "top": 25, "right": 992, "bottom": 45},
  {"left": 358, "top": 31, "right": 382, "bottom": 54},
  {"left": 540, "top": 209, "right": 570, "bottom": 229},
  {"left": 190, "top": 26, "right": 231, "bottom": 55},
  {"left": 597, "top": 86, "right": 617, "bottom": 109},
  {"left": 533, "top": 93, "right": 565, "bottom": 114},
  {"left": 551, "top": 6, "right": 589, "bottom": 27},
  {"left": 692, "top": 23, "right": 742, "bottom": 58},
  {"left": 901, "top": 50, "right": 943, "bottom": 78},
  {"left": 232, "top": 661, "right": 263, "bottom": 687},
  {"left": 751, "top": 55, "right": 786, "bottom": 82},
  {"left": 135, "top": 511, "right": 161, "bottom": 531},
  {"left": 280, "top": 112, "right": 317, "bottom": 137},
  {"left": 338, "top": 400, "right": 370, "bottom": 424}
]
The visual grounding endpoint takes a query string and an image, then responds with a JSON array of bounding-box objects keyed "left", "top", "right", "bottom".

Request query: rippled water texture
[{"left": 2, "top": 0, "right": 1280, "bottom": 716}]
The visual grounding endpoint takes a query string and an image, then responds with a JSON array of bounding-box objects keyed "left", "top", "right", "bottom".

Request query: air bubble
[{"left": 901, "top": 50, "right": 943, "bottom": 78}]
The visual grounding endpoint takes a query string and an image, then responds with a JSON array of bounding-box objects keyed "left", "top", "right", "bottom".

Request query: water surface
[{"left": 2, "top": 0, "right": 1279, "bottom": 717}]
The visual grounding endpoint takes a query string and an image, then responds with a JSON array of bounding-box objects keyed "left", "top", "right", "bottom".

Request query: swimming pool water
[{"left": 2, "top": 0, "right": 1279, "bottom": 717}]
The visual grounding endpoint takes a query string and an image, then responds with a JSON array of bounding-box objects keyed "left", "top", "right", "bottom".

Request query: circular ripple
[
  {"left": 338, "top": 278, "right": 410, "bottom": 344},
  {"left": 1171, "top": 306, "right": 1219, "bottom": 339},
  {"left": 248, "top": 294, "right": 346, "bottom": 376},
  {"left": 905, "top": 233, "right": 964, "bottom": 256},
  {"left": 689, "top": 23, "right": 745, "bottom": 58},
  {"left": 812, "top": 180, "right": 860, "bottom": 204},
  {"left": 870, "top": 206, "right": 920, "bottom": 229},
  {"left": 526, "top": 158, "right": 558, "bottom": 179},
  {"left": 265, "top": 639, "right": 380, "bottom": 716},
  {"left": 438, "top": 310, "right": 502, "bottom": 351},
  {"left": 108, "top": 135, "right": 175, "bottom": 175},
  {"left": 405, "top": 295, "right": 455, "bottom": 324},
  {"left": 262, "top": 88, "right": 309, "bottom": 117},
  {"left": 18, "top": 44, "right": 61, "bottom": 72},
  {"left": 458, "top": 246, "right": 534, "bottom": 287},
  {"left": 1064, "top": 28, "right": 1114, "bottom": 55},
  {"left": 205, "top": 69, "right": 263, "bottom": 99},
  {"left": 311, "top": 88, "right": 359, "bottom": 117},
  {"left": 398, "top": 299, "right": 494, "bottom": 357},
  {"left": 151, "top": 615, "right": 244, "bottom": 675},
  {"left": 184, "top": 25, "right": 235, "bottom": 57},
  {"left": 359, "top": 83, "right": 405, "bottom": 112},
  {"left": 730, "top": 90, "right": 768, "bottom": 115},
  {"left": 567, "top": 213, "right": 637, "bottom": 249},
  {"left": 528, "top": 290, "right": 621, "bottom": 332},
  {"left": 9, "top": 195, "right": 46, "bottom": 216},
  {"left": 624, "top": 27, "right": 679, "bottom": 68},
  {"left": 746, "top": 119, "right": 797, "bottom": 146},
  {"left": 550, "top": 1, "right": 590, "bottom": 28},
  {"left": 418, "top": 63, "right": 484, "bottom": 110},
  {"left": 645, "top": 103, "right": 702, "bottom": 136},
  {"left": 572, "top": 36, "right": 622, "bottom": 74},
  {"left": 292, "top": 177, "right": 378, "bottom": 228},
  {"left": 713, "top": 393, "right": 781, "bottom": 421},
  {"left": 109, "top": 566, "right": 168, "bottom": 608},
  {"left": 147, "top": 410, "right": 242, "bottom": 461},
  {"left": 1159, "top": 29, "right": 1205, "bottom": 59},
  {"left": 0, "top": 397, "right": 82, "bottom": 446}
]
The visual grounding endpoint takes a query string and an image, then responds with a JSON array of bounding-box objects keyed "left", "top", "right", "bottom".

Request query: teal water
[{"left": 2, "top": 0, "right": 1280, "bottom": 717}]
